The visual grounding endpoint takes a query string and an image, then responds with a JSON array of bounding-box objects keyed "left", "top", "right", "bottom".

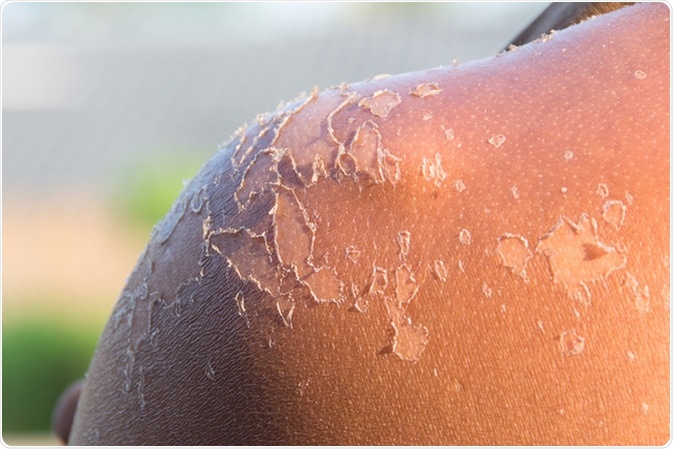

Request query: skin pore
[{"left": 64, "top": 3, "right": 669, "bottom": 445}]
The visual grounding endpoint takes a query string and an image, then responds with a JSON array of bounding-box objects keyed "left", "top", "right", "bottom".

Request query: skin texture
[{"left": 66, "top": 3, "right": 669, "bottom": 445}]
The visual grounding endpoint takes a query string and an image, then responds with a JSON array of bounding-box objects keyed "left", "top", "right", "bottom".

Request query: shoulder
[{"left": 71, "top": 4, "right": 669, "bottom": 445}]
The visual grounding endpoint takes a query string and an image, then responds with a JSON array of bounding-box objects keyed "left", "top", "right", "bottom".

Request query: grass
[{"left": 2, "top": 316, "right": 100, "bottom": 433}]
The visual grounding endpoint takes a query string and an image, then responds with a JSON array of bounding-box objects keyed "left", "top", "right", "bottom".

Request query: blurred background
[{"left": 2, "top": 2, "right": 550, "bottom": 445}]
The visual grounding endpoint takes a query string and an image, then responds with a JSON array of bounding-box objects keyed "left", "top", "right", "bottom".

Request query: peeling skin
[
  {"left": 397, "top": 231, "right": 411, "bottom": 260},
  {"left": 559, "top": 329, "right": 586, "bottom": 356},
  {"left": 277, "top": 151, "right": 308, "bottom": 190},
  {"left": 358, "top": 89, "right": 402, "bottom": 118},
  {"left": 271, "top": 184, "right": 344, "bottom": 304},
  {"left": 536, "top": 32, "right": 555, "bottom": 44},
  {"left": 346, "top": 120, "right": 385, "bottom": 183},
  {"left": 601, "top": 199, "right": 626, "bottom": 230},
  {"left": 69, "top": 4, "right": 670, "bottom": 445},
  {"left": 459, "top": 228, "right": 472, "bottom": 245},
  {"left": 625, "top": 271, "right": 651, "bottom": 314},
  {"left": 536, "top": 214, "right": 627, "bottom": 302},
  {"left": 120, "top": 257, "right": 153, "bottom": 393},
  {"left": 326, "top": 93, "right": 403, "bottom": 187},
  {"left": 275, "top": 294, "right": 295, "bottom": 328},
  {"left": 487, "top": 134, "right": 506, "bottom": 148},
  {"left": 229, "top": 123, "right": 249, "bottom": 170},
  {"left": 410, "top": 82, "right": 443, "bottom": 98},
  {"left": 432, "top": 259, "right": 448, "bottom": 283},
  {"left": 390, "top": 316, "right": 429, "bottom": 362},
  {"left": 496, "top": 233, "right": 532, "bottom": 277},
  {"left": 449, "top": 379, "right": 464, "bottom": 394},
  {"left": 231, "top": 123, "right": 253, "bottom": 171},
  {"left": 154, "top": 197, "right": 188, "bottom": 244},
  {"left": 310, "top": 154, "right": 329, "bottom": 185},
  {"left": 345, "top": 246, "right": 361, "bottom": 264},
  {"left": 190, "top": 187, "right": 208, "bottom": 214},
  {"left": 302, "top": 266, "right": 344, "bottom": 304},
  {"left": 634, "top": 69, "right": 647, "bottom": 79},
  {"left": 596, "top": 183, "right": 609, "bottom": 199},
  {"left": 231, "top": 116, "right": 280, "bottom": 174},
  {"left": 336, "top": 152, "right": 357, "bottom": 177},
  {"left": 421, "top": 153, "right": 447, "bottom": 187},
  {"left": 372, "top": 73, "right": 391, "bottom": 80},
  {"left": 575, "top": 307, "right": 584, "bottom": 320},
  {"left": 273, "top": 185, "right": 314, "bottom": 271},
  {"left": 235, "top": 148, "right": 281, "bottom": 210},
  {"left": 356, "top": 258, "right": 428, "bottom": 358},
  {"left": 394, "top": 264, "right": 419, "bottom": 305},
  {"left": 327, "top": 92, "right": 359, "bottom": 147},
  {"left": 211, "top": 228, "right": 281, "bottom": 295},
  {"left": 380, "top": 149, "right": 403, "bottom": 186},
  {"left": 353, "top": 286, "right": 369, "bottom": 313},
  {"left": 205, "top": 361, "right": 216, "bottom": 381},
  {"left": 273, "top": 89, "right": 344, "bottom": 182},
  {"left": 367, "top": 264, "right": 389, "bottom": 297},
  {"left": 234, "top": 291, "right": 250, "bottom": 327}
]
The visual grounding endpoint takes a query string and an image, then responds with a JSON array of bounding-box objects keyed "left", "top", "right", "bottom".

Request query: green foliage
[
  {"left": 113, "top": 149, "right": 206, "bottom": 233},
  {"left": 2, "top": 318, "right": 99, "bottom": 432}
]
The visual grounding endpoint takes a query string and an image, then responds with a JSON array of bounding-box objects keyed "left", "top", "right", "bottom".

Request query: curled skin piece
[{"left": 69, "top": 4, "right": 669, "bottom": 445}]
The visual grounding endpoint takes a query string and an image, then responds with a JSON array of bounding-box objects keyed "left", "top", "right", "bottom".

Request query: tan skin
[{"left": 64, "top": 3, "right": 669, "bottom": 445}]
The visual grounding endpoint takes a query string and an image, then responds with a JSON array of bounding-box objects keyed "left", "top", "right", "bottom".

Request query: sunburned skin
[{"left": 66, "top": 3, "right": 669, "bottom": 445}]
